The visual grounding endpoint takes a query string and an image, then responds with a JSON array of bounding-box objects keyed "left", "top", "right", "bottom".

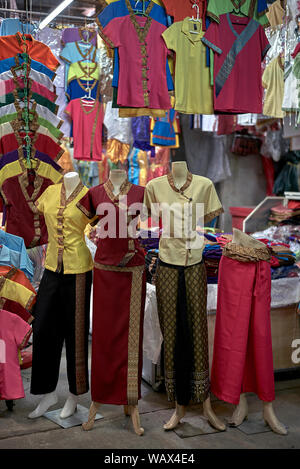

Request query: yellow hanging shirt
[{"left": 162, "top": 18, "right": 214, "bottom": 115}]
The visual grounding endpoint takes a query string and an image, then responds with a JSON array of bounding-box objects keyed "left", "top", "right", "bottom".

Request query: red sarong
[{"left": 211, "top": 256, "right": 275, "bottom": 405}]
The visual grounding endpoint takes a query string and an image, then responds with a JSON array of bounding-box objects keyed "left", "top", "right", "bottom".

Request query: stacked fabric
[
  {"left": 0, "top": 32, "right": 63, "bottom": 249},
  {"left": 254, "top": 237, "right": 298, "bottom": 279},
  {"left": 269, "top": 201, "right": 300, "bottom": 225},
  {"left": 202, "top": 233, "right": 232, "bottom": 284}
]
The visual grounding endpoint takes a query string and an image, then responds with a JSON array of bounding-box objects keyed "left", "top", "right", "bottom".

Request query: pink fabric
[
  {"left": 0, "top": 309, "right": 32, "bottom": 400},
  {"left": 211, "top": 256, "right": 275, "bottom": 405},
  {"left": 203, "top": 14, "right": 270, "bottom": 113},
  {"left": 0, "top": 77, "right": 57, "bottom": 102},
  {"left": 102, "top": 16, "right": 171, "bottom": 109},
  {"left": 65, "top": 98, "right": 104, "bottom": 161}
]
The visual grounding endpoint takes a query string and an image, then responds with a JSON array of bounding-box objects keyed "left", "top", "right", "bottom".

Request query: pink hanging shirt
[
  {"left": 0, "top": 309, "right": 32, "bottom": 400},
  {"left": 65, "top": 98, "right": 104, "bottom": 161}
]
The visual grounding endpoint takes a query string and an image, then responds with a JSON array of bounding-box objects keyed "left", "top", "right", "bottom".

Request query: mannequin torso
[
  {"left": 171, "top": 161, "right": 189, "bottom": 190},
  {"left": 64, "top": 172, "right": 81, "bottom": 199},
  {"left": 109, "top": 169, "right": 127, "bottom": 196}
]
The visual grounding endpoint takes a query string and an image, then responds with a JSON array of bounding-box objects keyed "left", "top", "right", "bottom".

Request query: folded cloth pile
[
  {"left": 202, "top": 233, "right": 232, "bottom": 284},
  {"left": 269, "top": 201, "right": 300, "bottom": 226}
]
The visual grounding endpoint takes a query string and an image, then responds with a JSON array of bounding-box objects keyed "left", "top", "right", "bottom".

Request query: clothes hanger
[
  {"left": 230, "top": 0, "right": 249, "bottom": 20},
  {"left": 133, "top": 0, "right": 149, "bottom": 17},
  {"left": 189, "top": 3, "right": 201, "bottom": 34}
]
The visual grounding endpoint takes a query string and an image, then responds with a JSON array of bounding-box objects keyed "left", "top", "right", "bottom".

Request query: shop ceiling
[{"left": 0, "top": 0, "right": 108, "bottom": 23}]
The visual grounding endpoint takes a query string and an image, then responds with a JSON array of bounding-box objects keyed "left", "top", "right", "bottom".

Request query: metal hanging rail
[{"left": 0, "top": 7, "right": 97, "bottom": 22}]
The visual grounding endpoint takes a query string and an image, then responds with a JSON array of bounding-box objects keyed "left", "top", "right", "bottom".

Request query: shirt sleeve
[
  {"left": 65, "top": 100, "right": 73, "bottom": 118},
  {"left": 162, "top": 24, "right": 177, "bottom": 52},
  {"left": 44, "top": 46, "right": 60, "bottom": 72},
  {"left": 60, "top": 44, "right": 73, "bottom": 64},
  {"left": 13, "top": 314, "right": 32, "bottom": 349},
  {"left": 206, "top": 0, "right": 221, "bottom": 23},
  {"left": 100, "top": 17, "right": 121, "bottom": 49},
  {"left": 204, "top": 181, "right": 224, "bottom": 224},
  {"left": 202, "top": 21, "right": 222, "bottom": 55},
  {"left": 77, "top": 189, "right": 97, "bottom": 220},
  {"left": 260, "top": 26, "right": 271, "bottom": 60}
]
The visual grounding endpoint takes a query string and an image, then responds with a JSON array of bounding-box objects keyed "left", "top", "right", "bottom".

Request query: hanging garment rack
[{"left": 0, "top": 7, "right": 97, "bottom": 23}]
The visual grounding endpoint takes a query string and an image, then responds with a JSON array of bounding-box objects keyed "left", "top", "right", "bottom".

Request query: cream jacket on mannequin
[
  {"left": 28, "top": 172, "right": 82, "bottom": 420},
  {"left": 160, "top": 161, "right": 225, "bottom": 432}
]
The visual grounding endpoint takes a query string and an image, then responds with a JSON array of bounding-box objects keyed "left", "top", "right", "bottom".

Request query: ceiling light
[{"left": 39, "top": 0, "right": 74, "bottom": 30}]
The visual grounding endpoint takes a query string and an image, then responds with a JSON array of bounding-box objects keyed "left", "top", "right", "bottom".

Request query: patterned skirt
[
  {"left": 156, "top": 260, "right": 210, "bottom": 405},
  {"left": 91, "top": 262, "right": 146, "bottom": 406}
]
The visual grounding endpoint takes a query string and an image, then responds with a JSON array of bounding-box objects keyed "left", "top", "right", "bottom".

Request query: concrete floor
[{"left": 1, "top": 347, "right": 300, "bottom": 449}]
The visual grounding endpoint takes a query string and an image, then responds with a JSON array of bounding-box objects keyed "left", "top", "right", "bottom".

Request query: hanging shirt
[
  {"left": 67, "top": 61, "right": 99, "bottom": 85},
  {"left": 0, "top": 101, "right": 63, "bottom": 130},
  {"left": 161, "top": 0, "right": 207, "bottom": 29},
  {"left": 262, "top": 55, "right": 285, "bottom": 118},
  {"left": 202, "top": 14, "right": 270, "bottom": 113},
  {"left": 0, "top": 18, "right": 35, "bottom": 36},
  {"left": 0, "top": 76, "right": 57, "bottom": 103},
  {"left": 0, "top": 90, "right": 58, "bottom": 115},
  {"left": 77, "top": 179, "right": 145, "bottom": 267},
  {"left": 99, "top": 0, "right": 171, "bottom": 109},
  {"left": 66, "top": 78, "right": 100, "bottom": 102},
  {"left": 162, "top": 18, "right": 213, "bottom": 114},
  {"left": 60, "top": 42, "right": 99, "bottom": 89},
  {"left": 0, "top": 108, "right": 63, "bottom": 141},
  {"left": 35, "top": 182, "right": 95, "bottom": 274},
  {"left": 0, "top": 54, "right": 56, "bottom": 80},
  {"left": 0, "top": 230, "right": 33, "bottom": 281},
  {"left": 0, "top": 66, "right": 56, "bottom": 92},
  {"left": 62, "top": 27, "right": 98, "bottom": 46},
  {"left": 98, "top": 0, "right": 173, "bottom": 94},
  {"left": 0, "top": 131, "right": 63, "bottom": 161},
  {"left": 0, "top": 266, "right": 36, "bottom": 323},
  {"left": 0, "top": 158, "right": 63, "bottom": 248},
  {"left": 65, "top": 98, "right": 104, "bottom": 161},
  {"left": 0, "top": 32, "right": 59, "bottom": 71},
  {"left": 206, "top": 0, "right": 270, "bottom": 28},
  {"left": 266, "top": 0, "right": 285, "bottom": 28},
  {"left": 143, "top": 172, "right": 223, "bottom": 266},
  {"left": 0, "top": 309, "right": 32, "bottom": 400}
]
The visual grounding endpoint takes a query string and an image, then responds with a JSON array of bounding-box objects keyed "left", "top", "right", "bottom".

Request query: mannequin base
[
  {"left": 60, "top": 393, "right": 78, "bottom": 419},
  {"left": 28, "top": 391, "right": 58, "bottom": 419}
]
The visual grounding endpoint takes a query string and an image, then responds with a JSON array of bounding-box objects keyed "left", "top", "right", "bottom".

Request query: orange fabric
[
  {"left": 0, "top": 33, "right": 59, "bottom": 71},
  {"left": 0, "top": 266, "right": 36, "bottom": 295}
]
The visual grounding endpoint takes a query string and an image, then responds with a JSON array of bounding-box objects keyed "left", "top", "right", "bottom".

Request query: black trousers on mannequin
[{"left": 30, "top": 268, "right": 92, "bottom": 396}]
